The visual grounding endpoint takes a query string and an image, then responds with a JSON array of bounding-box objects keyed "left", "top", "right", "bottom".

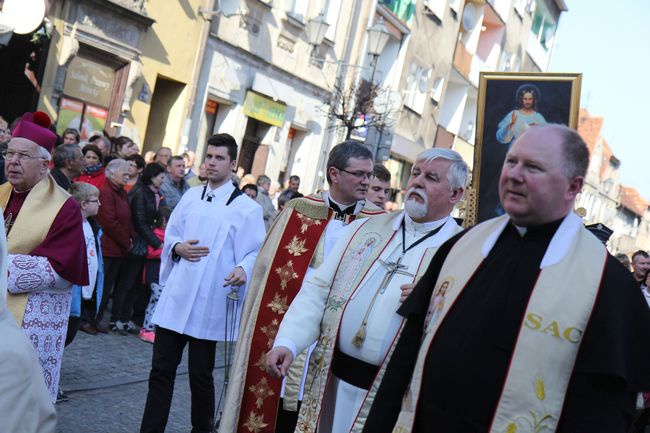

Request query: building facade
[
  {"left": 37, "top": 0, "right": 206, "bottom": 154},
  {"left": 189, "top": 0, "right": 382, "bottom": 193}
]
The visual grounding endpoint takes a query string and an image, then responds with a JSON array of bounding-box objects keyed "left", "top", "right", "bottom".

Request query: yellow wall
[
  {"left": 38, "top": 1, "right": 71, "bottom": 120},
  {"left": 128, "top": 0, "right": 207, "bottom": 154}
]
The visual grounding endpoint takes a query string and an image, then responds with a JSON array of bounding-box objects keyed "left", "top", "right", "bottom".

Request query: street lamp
[
  {"left": 305, "top": 13, "right": 330, "bottom": 56},
  {"left": 366, "top": 17, "right": 391, "bottom": 83}
]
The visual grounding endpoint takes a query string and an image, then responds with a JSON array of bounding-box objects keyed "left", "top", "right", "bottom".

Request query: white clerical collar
[
  {"left": 481, "top": 212, "right": 583, "bottom": 269},
  {"left": 404, "top": 213, "right": 448, "bottom": 235},
  {"left": 513, "top": 224, "right": 527, "bottom": 237},
  {"left": 204, "top": 181, "right": 234, "bottom": 202},
  {"left": 323, "top": 191, "right": 363, "bottom": 214}
]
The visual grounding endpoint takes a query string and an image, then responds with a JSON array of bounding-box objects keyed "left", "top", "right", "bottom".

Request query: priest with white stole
[
  {"left": 140, "top": 134, "right": 265, "bottom": 433},
  {"left": 265, "top": 148, "right": 468, "bottom": 433},
  {"left": 359, "top": 124, "right": 650, "bottom": 433}
]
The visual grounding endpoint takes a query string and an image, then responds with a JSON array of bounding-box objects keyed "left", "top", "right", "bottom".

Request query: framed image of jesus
[{"left": 469, "top": 72, "right": 582, "bottom": 225}]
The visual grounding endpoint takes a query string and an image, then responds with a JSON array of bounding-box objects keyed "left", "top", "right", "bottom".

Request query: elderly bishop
[
  {"left": 265, "top": 148, "right": 468, "bottom": 433},
  {"left": 1, "top": 112, "right": 88, "bottom": 401}
]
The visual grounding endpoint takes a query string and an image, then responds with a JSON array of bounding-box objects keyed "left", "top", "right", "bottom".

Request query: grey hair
[
  {"left": 37, "top": 145, "right": 51, "bottom": 162},
  {"left": 105, "top": 158, "right": 129, "bottom": 176},
  {"left": 326, "top": 140, "right": 373, "bottom": 184},
  {"left": 415, "top": 148, "right": 468, "bottom": 191},
  {"left": 52, "top": 143, "right": 79, "bottom": 168},
  {"left": 257, "top": 174, "right": 271, "bottom": 186}
]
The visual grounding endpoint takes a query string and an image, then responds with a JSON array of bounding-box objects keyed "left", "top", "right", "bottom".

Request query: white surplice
[
  {"left": 274, "top": 211, "right": 463, "bottom": 432},
  {"left": 153, "top": 182, "right": 265, "bottom": 341},
  {"left": 280, "top": 192, "right": 368, "bottom": 400}
]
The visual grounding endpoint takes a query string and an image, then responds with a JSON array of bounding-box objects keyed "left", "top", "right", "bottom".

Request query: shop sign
[
  {"left": 64, "top": 56, "right": 115, "bottom": 107},
  {"left": 242, "top": 91, "right": 286, "bottom": 127}
]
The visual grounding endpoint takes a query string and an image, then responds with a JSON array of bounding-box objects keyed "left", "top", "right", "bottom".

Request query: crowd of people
[{"left": 0, "top": 111, "right": 649, "bottom": 433}]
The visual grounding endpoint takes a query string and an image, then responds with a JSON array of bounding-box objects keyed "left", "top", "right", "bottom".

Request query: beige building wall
[{"left": 127, "top": 0, "right": 207, "bottom": 154}]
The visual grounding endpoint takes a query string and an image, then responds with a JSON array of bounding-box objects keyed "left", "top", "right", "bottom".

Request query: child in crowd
[
  {"left": 139, "top": 206, "right": 172, "bottom": 344},
  {"left": 69, "top": 182, "right": 104, "bottom": 337}
]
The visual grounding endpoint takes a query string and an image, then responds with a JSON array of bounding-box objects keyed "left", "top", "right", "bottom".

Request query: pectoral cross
[
  {"left": 377, "top": 256, "right": 414, "bottom": 294},
  {"left": 352, "top": 256, "right": 414, "bottom": 348}
]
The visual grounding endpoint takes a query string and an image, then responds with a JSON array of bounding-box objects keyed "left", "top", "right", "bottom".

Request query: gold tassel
[{"left": 352, "top": 323, "right": 367, "bottom": 348}]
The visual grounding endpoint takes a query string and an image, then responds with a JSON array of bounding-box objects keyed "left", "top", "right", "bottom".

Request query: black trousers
[
  {"left": 140, "top": 327, "right": 217, "bottom": 433},
  {"left": 98, "top": 256, "right": 144, "bottom": 323}
]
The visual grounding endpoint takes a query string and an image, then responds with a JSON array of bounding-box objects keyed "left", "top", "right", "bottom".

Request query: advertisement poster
[
  {"left": 81, "top": 104, "right": 108, "bottom": 141},
  {"left": 56, "top": 97, "right": 83, "bottom": 136}
]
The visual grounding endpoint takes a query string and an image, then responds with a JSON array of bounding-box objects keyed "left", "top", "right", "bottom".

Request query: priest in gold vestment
[{"left": 220, "top": 141, "right": 386, "bottom": 433}]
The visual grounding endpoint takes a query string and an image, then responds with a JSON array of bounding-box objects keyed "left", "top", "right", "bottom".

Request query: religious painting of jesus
[{"left": 469, "top": 72, "right": 582, "bottom": 225}]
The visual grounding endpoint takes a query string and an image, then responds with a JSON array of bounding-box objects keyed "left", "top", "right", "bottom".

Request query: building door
[
  {"left": 142, "top": 75, "right": 186, "bottom": 154},
  {"left": 238, "top": 137, "right": 259, "bottom": 175},
  {"left": 238, "top": 117, "right": 271, "bottom": 175}
]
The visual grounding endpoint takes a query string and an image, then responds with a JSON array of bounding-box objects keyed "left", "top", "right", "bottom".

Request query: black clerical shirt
[{"left": 363, "top": 220, "right": 650, "bottom": 433}]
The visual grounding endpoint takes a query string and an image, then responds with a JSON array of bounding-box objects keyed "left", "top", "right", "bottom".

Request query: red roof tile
[
  {"left": 620, "top": 186, "right": 648, "bottom": 217},
  {"left": 578, "top": 109, "right": 604, "bottom": 154}
]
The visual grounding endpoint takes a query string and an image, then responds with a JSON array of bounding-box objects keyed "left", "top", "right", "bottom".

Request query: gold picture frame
[{"left": 467, "top": 72, "right": 582, "bottom": 226}]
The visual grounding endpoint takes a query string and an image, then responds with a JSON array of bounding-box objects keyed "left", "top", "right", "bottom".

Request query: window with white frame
[
  {"left": 530, "top": 0, "right": 556, "bottom": 51},
  {"left": 284, "top": 0, "right": 308, "bottom": 22},
  {"left": 323, "top": 0, "right": 341, "bottom": 42},
  {"left": 403, "top": 63, "right": 427, "bottom": 115},
  {"left": 424, "top": 0, "right": 446, "bottom": 21}
]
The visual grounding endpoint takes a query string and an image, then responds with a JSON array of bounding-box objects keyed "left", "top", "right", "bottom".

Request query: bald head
[{"left": 498, "top": 124, "right": 587, "bottom": 226}]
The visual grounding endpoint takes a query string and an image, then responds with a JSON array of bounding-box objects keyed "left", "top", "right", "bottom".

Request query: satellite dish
[
  {"left": 417, "top": 68, "right": 431, "bottom": 94},
  {"left": 0, "top": 0, "right": 45, "bottom": 35},
  {"left": 219, "top": 0, "right": 241, "bottom": 17},
  {"left": 461, "top": 3, "right": 479, "bottom": 32}
]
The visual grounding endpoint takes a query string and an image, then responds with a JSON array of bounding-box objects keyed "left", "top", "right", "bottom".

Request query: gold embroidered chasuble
[
  {"left": 354, "top": 213, "right": 607, "bottom": 433},
  {"left": 288, "top": 212, "right": 461, "bottom": 433},
  {"left": 0, "top": 174, "right": 70, "bottom": 324},
  {"left": 220, "top": 194, "right": 383, "bottom": 433}
]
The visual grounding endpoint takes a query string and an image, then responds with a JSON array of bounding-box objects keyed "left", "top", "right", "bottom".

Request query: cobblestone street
[{"left": 55, "top": 331, "right": 227, "bottom": 433}]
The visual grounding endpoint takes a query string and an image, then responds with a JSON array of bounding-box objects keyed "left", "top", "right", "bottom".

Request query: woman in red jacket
[
  {"left": 74, "top": 144, "right": 106, "bottom": 188},
  {"left": 95, "top": 158, "right": 140, "bottom": 334}
]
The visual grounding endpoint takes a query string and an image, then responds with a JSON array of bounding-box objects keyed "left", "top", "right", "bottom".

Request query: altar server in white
[
  {"left": 141, "top": 134, "right": 265, "bottom": 433},
  {"left": 265, "top": 148, "right": 468, "bottom": 433}
]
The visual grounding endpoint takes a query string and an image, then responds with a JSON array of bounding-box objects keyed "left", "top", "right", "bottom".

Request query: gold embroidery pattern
[
  {"left": 243, "top": 411, "right": 269, "bottom": 433},
  {"left": 297, "top": 214, "right": 323, "bottom": 234},
  {"left": 285, "top": 236, "right": 308, "bottom": 256},
  {"left": 254, "top": 353, "right": 267, "bottom": 372},
  {"left": 249, "top": 377, "right": 275, "bottom": 409},
  {"left": 260, "top": 319, "right": 280, "bottom": 349},
  {"left": 275, "top": 261, "right": 299, "bottom": 290},
  {"left": 504, "top": 374, "right": 554, "bottom": 433},
  {"left": 267, "top": 293, "right": 289, "bottom": 314}
]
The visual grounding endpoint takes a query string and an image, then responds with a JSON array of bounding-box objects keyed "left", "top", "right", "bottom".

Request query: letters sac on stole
[{"left": 524, "top": 312, "right": 582, "bottom": 344}]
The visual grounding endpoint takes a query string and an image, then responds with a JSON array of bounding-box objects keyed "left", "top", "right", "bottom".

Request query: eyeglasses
[
  {"left": 84, "top": 199, "right": 100, "bottom": 204},
  {"left": 1, "top": 150, "right": 45, "bottom": 162},
  {"left": 338, "top": 168, "right": 373, "bottom": 180}
]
